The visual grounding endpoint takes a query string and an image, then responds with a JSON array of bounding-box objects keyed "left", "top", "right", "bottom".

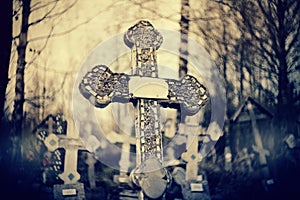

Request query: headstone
[
  {"left": 178, "top": 114, "right": 211, "bottom": 200},
  {"left": 81, "top": 122, "right": 101, "bottom": 190},
  {"left": 180, "top": 114, "right": 202, "bottom": 180},
  {"left": 284, "top": 134, "right": 300, "bottom": 149},
  {"left": 84, "top": 152, "right": 97, "bottom": 189},
  {"left": 106, "top": 131, "right": 136, "bottom": 179},
  {"left": 42, "top": 116, "right": 86, "bottom": 199},
  {"left": 35, "top": 114, "right": 66, "bottom": 184},
  {"left": 224, "top": 122, "right": 232, "bottom": 172},
  {"left": 247, "top": 102, "right": 274, "bottom": 190},
  {"left": 224, "top": 146, "right": 232, "bottom": 171},
  {"left": 107, "top": 130, "right": 139, "bottom": 200},
  {"left": 247, "top": 103, "right": 270, "bottom": 167}
]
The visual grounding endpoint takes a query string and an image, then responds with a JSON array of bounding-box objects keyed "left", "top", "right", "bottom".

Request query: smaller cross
[
  {"left": 106, "top": 131, "right": 136, "bottom": 182},
  {"left": 247, "top": 102, "right": 271, "bottom": 178},
  {"left": 81, "top": 122, "right": 100, "bottom": 189},
  {"left": 39, "top": 115, "right": 88, "bottom": 199},
  {"left": 179, "top": 114, "right": 202, "bottom": 181},
  {"left": 84, "top": 152, "right": 97, "bottom": 189},
  {"left": 44, "top": 117, "right": 85, "bottom": 184},
  {"left": 178, "top": 113, "right": 211, "bottom": 200},
  {"left": 35, "top": 114, "right": 65, "bottom": 184}
]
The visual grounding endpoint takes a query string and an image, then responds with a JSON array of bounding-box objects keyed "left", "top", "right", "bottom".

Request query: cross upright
[
  {"left": 179, "top": 115, "right": 202, "bottom": 181},
  {"left": 247, "top": 102, "right": 271, "bottom": 182},
  {"left": 178, "top": 114, "right": 212, "bottom": 200},
  {"left": 79, "top": 20, "right": 209, "bottom": 199}
]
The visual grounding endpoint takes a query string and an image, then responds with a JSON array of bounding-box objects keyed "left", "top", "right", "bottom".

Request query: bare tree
[
  {"left": 11, "top": 0, "right": 31, "bottom": 163},
  {"left": 0, "top": 0, "right": 13, "bottom": 182},
  {"left": 9, "top": 0, "right": 78, "bottom": 165},
  {"left": 0, "top": 1, "right": 13, "bottom": 122},
  {"left": 220, "top": 0, "right": 299, "bottom": 118}
]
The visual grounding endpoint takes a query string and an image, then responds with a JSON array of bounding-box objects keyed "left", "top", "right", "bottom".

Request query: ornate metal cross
[{"left": 79, "top": 20, "right": 208, "bottom": 199}]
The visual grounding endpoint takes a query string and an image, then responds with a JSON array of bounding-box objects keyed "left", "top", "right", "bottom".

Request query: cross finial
[{"left": 124, "top": 20, "right": 163, "bottom": 49}]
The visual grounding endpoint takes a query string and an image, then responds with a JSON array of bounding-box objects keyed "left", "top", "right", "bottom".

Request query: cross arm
[
  {"left": 79, "top": 65, "right": 130, "bottom": 108},
  {"left": 79, "top": 65, "right": 209, "bottom": 114}
]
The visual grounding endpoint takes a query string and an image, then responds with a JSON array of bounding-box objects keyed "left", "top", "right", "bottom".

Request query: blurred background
[{"left": 0, "top": 0, "right": 299, "bottom": 199}]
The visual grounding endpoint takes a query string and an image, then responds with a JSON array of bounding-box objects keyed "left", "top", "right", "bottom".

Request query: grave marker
[
  {"left": 178, "top": 114, "right": 211, "bottom": 200},
  {"left": 79, "top": 20, "right": 208, "bottom": 199},
  {"left": 41, "top": 115, "right": 86, "bottom": 199}
]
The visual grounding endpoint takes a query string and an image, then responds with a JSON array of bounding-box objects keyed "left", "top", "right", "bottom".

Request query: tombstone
[
  {"left": 84, "top": 152, "right": 97, "bottom": 189},
  {"left": 163, "top": 118, "right": 184, "bottom": 167},
  {"left": 177, "top": 114, "right": 211, "bottom": 200},
  {"left": 40, "top": 115, "right": 86, "bottom": 200},
  {"left": 107, "top": 131, "right": 139, "bottom": 199},
  {"left": 35, "top": 114, "right": 66, "bottom": 185},
  {"left": 223, "top": 121, "right": 232, "bottom": 172},
  {"left": 80, "top": 121, "right": 102, "bottom": 191},
  {"left": 81, "top": 115, "right": 137, "bottom": 199},
  {"left": 79, "top": 20, "right": 208, "bottom": 200},
  {"left": 230, "top": 96, "right": 274, "bottom": 191}
]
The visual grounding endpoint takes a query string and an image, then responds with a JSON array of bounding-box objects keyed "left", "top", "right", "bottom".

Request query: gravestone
[
  {"left": 84, "top": 152, "right": 97, "bottom": 189},
  {"left": 79, "top": 20, "right": 208, "bottom": 200},
  {"left": 107, "top": 131, "right": 139, "bottom": 199},
  {"left": 41, "top": 115, "right": 86, "bottom": 200},
  {"left": 106, "top": 131, "right": 136, "bottom": 180},
  {"left": 177, "top": 114, "right": 211, "bottom": 200},
  {"left": 35, "top": 114, "right": 66, "bottom": 184},
  {"left": 80, "top": 122, "right": 101, "bottom": 190},
  {"left": 247, "top": 102, "right": 273, "bottom": 190},
  {"left": 230, "top": 96, "right": 274, "bottom": 191}
]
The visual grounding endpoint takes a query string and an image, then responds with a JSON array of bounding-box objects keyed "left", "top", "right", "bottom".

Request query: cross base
[
  {"left": 172, "top": 167, "right": 211, "bottom": 200},
  {"left": 111, "top": 173, "right": 139, "bottom": 200},
  {"left": 53, "top": 183, "right": 85, "bottom": 200}
]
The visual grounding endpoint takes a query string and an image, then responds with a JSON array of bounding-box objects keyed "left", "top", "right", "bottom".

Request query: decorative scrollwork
[
  {"left": 79, "top": 65, "right": 130, "bottom": 107},
  {"left": 78, "top": 20, "right": 210, "bottom": 199},
  {"left": 124, "top": 20, "right": 163, "bottom": 50},
  {"left": 167, "top": 75, "right": 209, "bottom": 114},
  {"left": 79, "top": 65, "right": 208, "bottom": 113}
]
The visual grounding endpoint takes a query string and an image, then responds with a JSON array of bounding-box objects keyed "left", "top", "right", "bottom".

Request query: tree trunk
[
  {"left": 11, "top": 0, "right": 31, "bottom": 163},
  {"left": 178, "top": 0, "right": 190, "bottom": 78},
  {"left": 276, "top": 33, "right": 291, "bottom": 119},
  {"left": 177, "top": 0, "right": 190, "bottom": 125},
  {"left": 276, "top": 1, "right": 291, "bottom": 119},
  {"left": 238, "top": 39, "right": 245, "bottom": 102},
  {"left": 0, "top": 0, "right": 13, "bottom": 182},
  {"left": 0, "top": 1, "right": 13, "bottom": 122},
  {"left": 277, "top": 58, "right": 290, "bottom": 116}
]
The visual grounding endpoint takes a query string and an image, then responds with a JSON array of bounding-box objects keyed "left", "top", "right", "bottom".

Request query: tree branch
[
  {"left": 28, "top": 0, "right": 126, "bottom": 42},
  {"left": 30, "top": 0, "right": 58, "bottom": 13},
  {"left": 28, "top": 0, "right": 59, "bottom": 26}
]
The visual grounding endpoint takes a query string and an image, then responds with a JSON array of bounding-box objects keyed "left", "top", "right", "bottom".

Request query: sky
[{"left": 9, "top": 0, "right": 206, "bottom": 136}]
